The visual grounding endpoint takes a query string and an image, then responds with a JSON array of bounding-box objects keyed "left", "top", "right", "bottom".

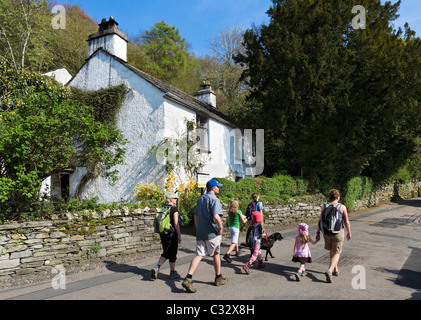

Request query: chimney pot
[
  {"left": 195, "top": 81, "right": 217, "bottom": 108},
  {"left": 87, "top": 17, "right": 128, "bottom": 61}
]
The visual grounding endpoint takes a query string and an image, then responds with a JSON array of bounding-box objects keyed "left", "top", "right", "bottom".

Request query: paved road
[{"left": 1, "top": 198, "right": 421, "bottom": 302}]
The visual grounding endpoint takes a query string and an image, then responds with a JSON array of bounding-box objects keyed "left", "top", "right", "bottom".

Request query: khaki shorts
[
  {"left": 195, "top": 235, "right": 221, "bottom": 257},
  {"left": 323, "top": 229, "right": 345, "bottom": 254}
]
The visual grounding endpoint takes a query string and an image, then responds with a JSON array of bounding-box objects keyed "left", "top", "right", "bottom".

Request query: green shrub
[
  {"left": 273, "top": 174, "right": 298, "bottom": 195},
  {"left": 213, "top": 178, "right": 237, "bottom": 199},
  {"left": 294, "top": 177, "right": 309, "bottom": 195},
  {"left": 213, "top": 174, "right": 311, "bottom": 209},
  {"left": 259, "top": 176, "right": 281, "bottom": 199},
  {"left": 343, "top": 176, "right": 373, "bottom": 211},
  {"left": 236, "top": 177, "right": 260, "bottom": 198},
  {"left": 212, "top": 177, "right": 255, "bottom": 211},
  {"left": 389, "top": 166, "right": 411, "bottom": 184}
]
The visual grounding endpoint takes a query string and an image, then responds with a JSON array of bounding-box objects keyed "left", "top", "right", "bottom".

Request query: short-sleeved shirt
[
  {"left": 194, "top": 191, "right": 223, "bottom": 240},
  {"left": 229, "top": 210, "right": 243, "bottom": 229}
]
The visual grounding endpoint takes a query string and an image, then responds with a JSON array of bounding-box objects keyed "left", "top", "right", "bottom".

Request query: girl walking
[
  {"left": 223, "top": 200, "right": 247, "bottom": 263},
  {"left": 243, "top": 211, "right": 267, "bottom": 274},
  {"left": 292, "top": 223, "right": 318, "bottom": 281}
]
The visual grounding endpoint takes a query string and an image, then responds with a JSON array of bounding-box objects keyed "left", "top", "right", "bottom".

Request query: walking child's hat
[{"left": 296, "top": 223, "right": 309, "bottom": 237}]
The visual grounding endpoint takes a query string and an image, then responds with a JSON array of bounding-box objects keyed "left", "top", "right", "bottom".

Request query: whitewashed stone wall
[
  {"left": 69, "top": 50, "right": 168, "bottom": 203},
  {"left": 67, "top": 49, "right": 248, "bottom": 204}
]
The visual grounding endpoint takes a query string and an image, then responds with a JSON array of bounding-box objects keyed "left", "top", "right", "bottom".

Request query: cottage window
[{"left": 196, "top": 116, "right": 210, "bottom": 153}]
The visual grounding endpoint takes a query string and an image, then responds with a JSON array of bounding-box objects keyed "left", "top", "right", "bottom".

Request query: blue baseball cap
[{"left": 206, "top": 179, "right": 223, "bottom": 189}]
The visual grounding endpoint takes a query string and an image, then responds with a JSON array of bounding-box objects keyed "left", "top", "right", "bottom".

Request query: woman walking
[{"left": 316, "top": 189, "right": 352, "bottom": 283}]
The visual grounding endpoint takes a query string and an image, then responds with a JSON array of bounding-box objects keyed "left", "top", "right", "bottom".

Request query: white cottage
[{"left": 57, "top": 17, "right": 255, "bottom": 204}]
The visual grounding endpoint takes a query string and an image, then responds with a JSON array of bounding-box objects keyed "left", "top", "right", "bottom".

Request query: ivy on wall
[
  {"left": 69, "top": 84, "right": 130, "bottom": 200},
  {"left": 70, "top": 84, "right": 130, "bottom": 125}
]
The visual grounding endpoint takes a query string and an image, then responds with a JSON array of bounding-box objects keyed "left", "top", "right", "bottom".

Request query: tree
[
  {"left": 44, "top": 3, "right": 98, "bottom": 75},
  {"left": 200, "top": 25, "right": 247, "bottom": 113},
  {"left": 0, "top": 0, "right": 51, "bottom": 71},
  {"left": 0, "top": 1, "right": 100, "bottom": 74},
  {"left": 236, "top": 0, "right": 421, "bottom": 188},
  {"left": 127, "top": 40, "right": 152, "bottom": 76},
  {"left": 139, "top": 21, "right": 201, "bottom": 95},
  {"left": 0, "top": 59, "right": 127, "bottom": 212}
]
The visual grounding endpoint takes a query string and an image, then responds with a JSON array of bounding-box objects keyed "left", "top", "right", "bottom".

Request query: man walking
[{"left": 182, "top": 179, "right": 228, "bottom": 293}]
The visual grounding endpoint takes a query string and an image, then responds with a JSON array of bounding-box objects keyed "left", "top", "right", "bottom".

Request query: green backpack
[{"left": 154, "top": 206, "right": 174, "bottom": 235}]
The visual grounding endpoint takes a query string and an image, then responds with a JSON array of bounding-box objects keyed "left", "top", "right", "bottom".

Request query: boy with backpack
[
  {"left": 151, "top": 192, "right": 182, "bottom": 281},
  {"left": 245, "top": 193, "right": 263, "bottom": 221},
  {"left": 316, "top": 189, "right": 352, "bottom": 283}
]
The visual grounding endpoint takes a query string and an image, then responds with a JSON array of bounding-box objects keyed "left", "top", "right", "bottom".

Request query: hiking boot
[
  {"left": 182, "top": 277, "right": 196, "bottom": 293},
  {"left": 223, "top": 253, "right": 232, "bottom": 263},
  {"left": 169, "top": 270, "right": 181, "bottom": 280},
  {"left": 243, "top": 262, "right": 250, "bottom": 275},
  {"left": 151, "top": 267, "right": 158, "bottom": 280},
  {"left": 215, "top": 275, "right": 228, "bottom": 286}
]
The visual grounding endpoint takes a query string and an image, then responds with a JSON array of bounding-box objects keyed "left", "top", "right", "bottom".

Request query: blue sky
[{"left": 64, "top": 0, "right": 421, "bottom": 57}]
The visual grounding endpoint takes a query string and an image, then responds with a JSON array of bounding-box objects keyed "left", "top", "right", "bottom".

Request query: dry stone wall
[
  {"left": 352, "top": 179, "right": 421, "bottom": 212},
  {"left": 0, "top": 208, "right": 160, "bottom": 279},
  {"left": 262, "top": 179, "right": 421, "bottom": 227},
  {"left": 0, "top": 180, "right": 420, "bottom": 279}
]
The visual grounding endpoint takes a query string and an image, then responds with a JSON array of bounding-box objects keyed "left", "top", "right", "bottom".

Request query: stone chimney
[
  {"left": 87, "top": 16, "right": 128, "bottom": 61},
  {"left": 195, "top": 81, "right": 217, "bottom": 108}
]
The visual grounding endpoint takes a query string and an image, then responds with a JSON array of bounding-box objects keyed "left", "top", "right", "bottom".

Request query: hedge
[
  {"left": 213, "top": 175, "right": 309, "bottom": 211},
  {"left": 342, "top": 176, "right": 373, "bottom": 211}
]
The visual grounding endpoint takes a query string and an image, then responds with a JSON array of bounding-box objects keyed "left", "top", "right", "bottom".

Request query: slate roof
[{"left": 68, "top": 48, "right": 240, "bottom": 129}]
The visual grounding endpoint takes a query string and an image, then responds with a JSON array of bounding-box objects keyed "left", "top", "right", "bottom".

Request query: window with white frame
[{"left": 196, "top": 115, "right": 209, "bottom": 153}]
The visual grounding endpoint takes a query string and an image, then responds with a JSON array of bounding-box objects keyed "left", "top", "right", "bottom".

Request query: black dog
[
  {"left": 261, "top": 232, "right": 283, "bottom": 261},
  {"left": 241, "top": 230, "right": 283, "bottom": 261}
]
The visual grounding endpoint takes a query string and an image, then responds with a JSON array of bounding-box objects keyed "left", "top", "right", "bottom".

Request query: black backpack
[
  {"left": 245, "top": 201, "right": 256, "bottom": 221},
  {"left": 246, "top": 225, "right": 256, "bottom": 247},
  {"left": 320, "top": 203, "right": 343, "bottom": 235}
]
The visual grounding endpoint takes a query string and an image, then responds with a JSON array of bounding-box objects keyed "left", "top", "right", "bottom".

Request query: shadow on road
[
  {"left": 104, "top": 260, "right": 150, "bottom": 280},
  {"left": 375, "top": 247, "right": 421, "bottom": 298},
  {"left": 395, "top": 198, "right": 421, "bottom": 208}
]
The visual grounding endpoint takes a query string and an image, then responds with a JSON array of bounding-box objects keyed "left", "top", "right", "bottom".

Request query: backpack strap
[{"left": 337, "top": 203, "right": 344, "bottom": 227}]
